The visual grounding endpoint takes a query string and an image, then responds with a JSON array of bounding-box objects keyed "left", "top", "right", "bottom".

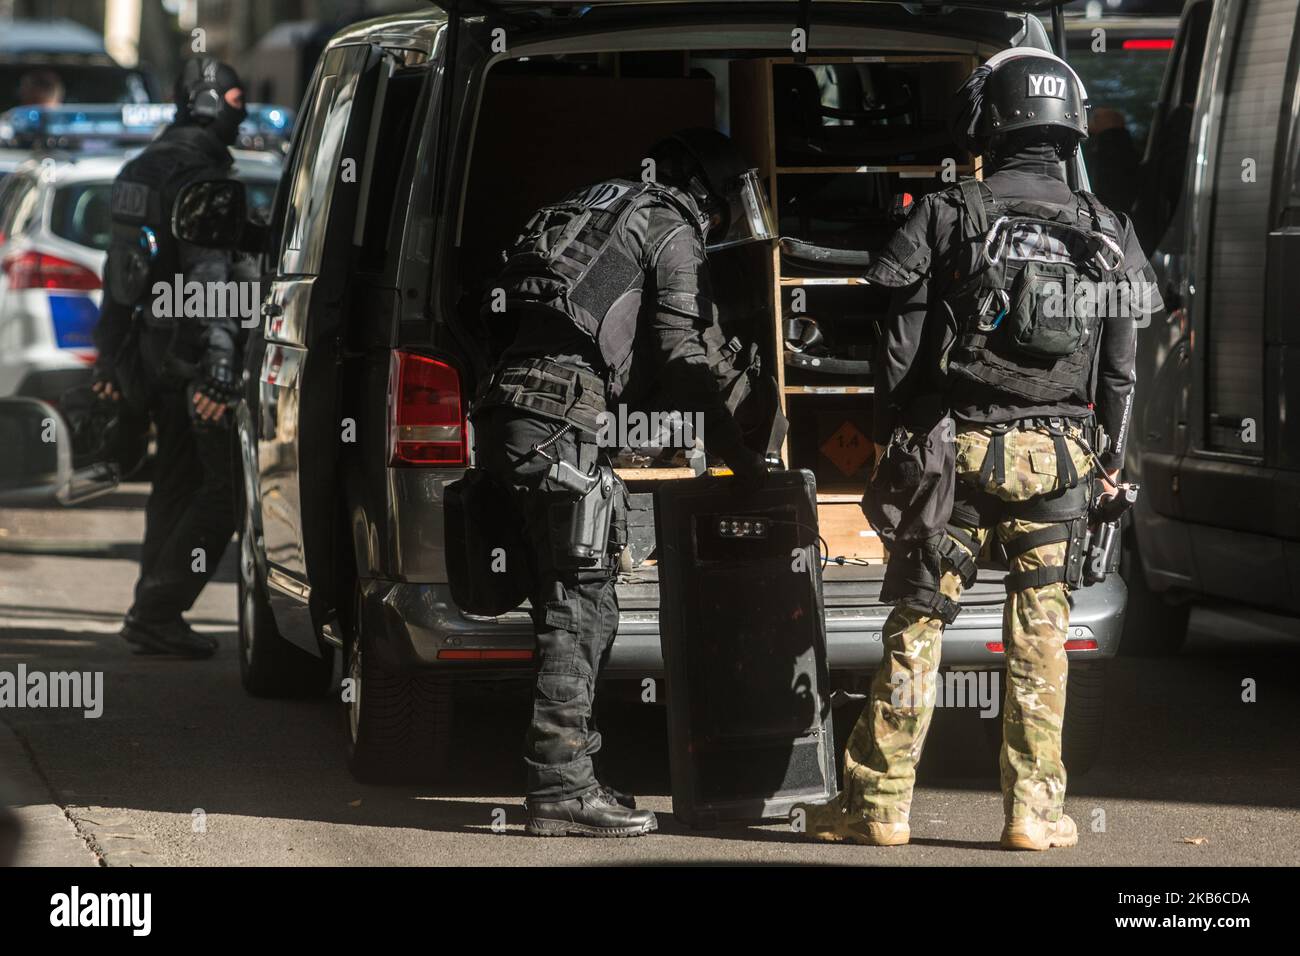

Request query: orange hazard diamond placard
[{"left": 820, "top": 420, "right": 872, "bottom": 477}]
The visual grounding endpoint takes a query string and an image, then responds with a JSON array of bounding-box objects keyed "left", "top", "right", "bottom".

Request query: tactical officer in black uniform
[
  {"left": 803, "top": 51, "right": 1158, "bottom": 850},
  {"left": 473, "top": 129, "right": 774, "bottom": 837},
  {"left": 93, "top": 57, "right": 248, "bottom": 659}
]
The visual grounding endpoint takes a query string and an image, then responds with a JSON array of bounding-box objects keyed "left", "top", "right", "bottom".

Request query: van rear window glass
[
  {"left": 357, "top": 69, "right": 423, "bottom": 272},
  {"left": 278, "top": 45, "right": 366, "bottom": 276},
  {"left": 1071, "top": 49, "right": 1169, "bottom": 147}
]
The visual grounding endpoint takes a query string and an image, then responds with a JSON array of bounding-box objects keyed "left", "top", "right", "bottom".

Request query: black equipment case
[{"left": 653, "top": 468, "right": 837, "bottom": 828}]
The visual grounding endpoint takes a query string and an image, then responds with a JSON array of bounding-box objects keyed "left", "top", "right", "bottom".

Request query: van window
[
  {"left": 356, "top": 68, "right": 424, "bottom": 273},
  {"left": 1205, "top": 0, "right": 1299, "bottom": 455},
  {"left": 277, "top": 45, "right": 366, "bottom": 276},
  {"left": 1282, "top": 28, "right": 1300, "bottom": 214},
  {"left": 1132, "top": 0, "right": 1213, "bottom": 250}
]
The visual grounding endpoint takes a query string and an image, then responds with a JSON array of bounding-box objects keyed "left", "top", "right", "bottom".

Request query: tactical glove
[
  {"left": 91, "top": 362, "right": 121, "bottom": 401},
  {"left": 197, "top": 348, "right": 241, "bottom": 406}
]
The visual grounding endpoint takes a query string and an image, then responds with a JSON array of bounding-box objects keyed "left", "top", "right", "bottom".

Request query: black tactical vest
[
  {"left": 105, "top": 127, "right": 230, "bottom": 312},
  {"left": 944, "top": 179, "right": 1125, "bottom": 405},
  {"left": 486, "top": 179, "right": 706, "bottom": 388}
]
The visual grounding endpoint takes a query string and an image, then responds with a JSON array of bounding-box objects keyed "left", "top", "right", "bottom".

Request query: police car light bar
[{"left": 0, "top": 102, "right": 295, "bottom": 154}]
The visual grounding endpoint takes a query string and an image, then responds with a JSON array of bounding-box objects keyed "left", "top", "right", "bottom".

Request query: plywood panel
[{"left": 818, "top": 502, "right": 885, "bottom": 562}]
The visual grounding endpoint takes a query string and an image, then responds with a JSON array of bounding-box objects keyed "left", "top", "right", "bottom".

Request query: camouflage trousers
[{"left": 839, "top": 423, "right": 1092, "bottom": 826}]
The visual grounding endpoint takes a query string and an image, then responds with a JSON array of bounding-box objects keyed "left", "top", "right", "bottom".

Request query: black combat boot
[
  {"left": 121, "top": 615, "right": 218, "bottom": 659},
  {"left": 525, "top": 787, "right": 658, "bottom": 837},
  {"left": 599, "top": 783, "right": 637, "bottom": 810}
]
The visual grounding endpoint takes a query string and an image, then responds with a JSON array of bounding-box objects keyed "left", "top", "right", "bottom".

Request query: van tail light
[
  {"left": 989, "top": 638, "right": 1099, "bottom": 653},
  {"left": 1, "top": 251, "right": 102, "bottom": 291},
  {"left": 388, "top": 350, "right": 466, "bottom": 467},
  {"left": 1123, "top": 38, "right": 1175, "bottom": 51},
  {"left": 436, "top": 649, "right": 534, "bottom": 661}
]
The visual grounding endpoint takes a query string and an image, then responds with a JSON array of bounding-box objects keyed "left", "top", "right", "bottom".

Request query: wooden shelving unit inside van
[{"left": 730, "top": 53, "right": 980, "bottom": 562}]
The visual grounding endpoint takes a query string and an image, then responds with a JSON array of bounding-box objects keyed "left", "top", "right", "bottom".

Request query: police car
[{"left": 0, "top": 103, "right": 289, "bottom": 402}]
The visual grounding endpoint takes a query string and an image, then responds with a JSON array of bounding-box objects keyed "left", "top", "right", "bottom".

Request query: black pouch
[
  {"left": 861, "top": 410, "right": 956, "bottom": 553},
  {"left": 444, "top": 468, "right": 533, "bottom": 616},
  {"left": 1007, "top": 260, "right": 1092, "bottom": 359}
]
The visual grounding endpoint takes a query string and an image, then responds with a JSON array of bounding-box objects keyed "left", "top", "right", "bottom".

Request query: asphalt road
[{"left": 1, "top": 484, "right": 1298, "bottom": 866}]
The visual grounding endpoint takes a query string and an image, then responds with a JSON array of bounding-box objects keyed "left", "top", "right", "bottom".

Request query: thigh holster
[
  {"left": 956, "top": 453, "right": 1091, "bottom": 594},
  {"left": 1000, "top": 481, "right": 1091, "bottom": 593},
  {"left": 545, "top": 437, "right": 622, "bottom": 572},
  {"left": 937, "top": 524, "right": 980, "bottom": 589}
]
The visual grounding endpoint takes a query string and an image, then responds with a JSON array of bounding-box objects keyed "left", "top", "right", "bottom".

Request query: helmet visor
[{"left": 706, "top": 169, "right": 776, "bottom": 252}]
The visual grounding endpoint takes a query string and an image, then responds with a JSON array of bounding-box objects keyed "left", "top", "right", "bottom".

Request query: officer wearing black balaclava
[
  {"left": 799, "top": 51, "right": 1158, "bottom": 851},
  {"left": 471, "top": 128, "right": 773, "bottom": 837},
  {"left": 92, "top": 57, "right": 248, "bottom": 658}
]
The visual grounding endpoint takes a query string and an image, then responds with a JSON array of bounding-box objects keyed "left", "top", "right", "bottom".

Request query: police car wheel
[
  {"left": 344, "top": 584, "right": 453, "bottom": 783},
  {"left": 1118, "top": 536, "right": 1190, "bottom": 657},
  {"left": 237, "top": 508, "right": 333, "bottom": 697}
]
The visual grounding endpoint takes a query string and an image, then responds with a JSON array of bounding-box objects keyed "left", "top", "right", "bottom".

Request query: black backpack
[{"left": 945, "top": 179, "right": 1127, "bottom": 404}]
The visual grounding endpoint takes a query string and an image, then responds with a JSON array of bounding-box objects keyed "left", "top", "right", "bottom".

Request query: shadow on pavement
[{"left": 1, "top": 612, "right": 1297, "bottom": 844}]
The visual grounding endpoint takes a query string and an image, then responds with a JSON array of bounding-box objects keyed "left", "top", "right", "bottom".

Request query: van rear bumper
[{"left": 365, "top": 574, "right": 1127, "bottom": 678}]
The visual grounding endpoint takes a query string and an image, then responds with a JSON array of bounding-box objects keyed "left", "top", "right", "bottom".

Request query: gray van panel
[
  {"left": 1205, "top": 0, "right": 1298, "bottom": 454},
  {"left": 368, "top": 574, "right": 1126, "bottom": 678}
]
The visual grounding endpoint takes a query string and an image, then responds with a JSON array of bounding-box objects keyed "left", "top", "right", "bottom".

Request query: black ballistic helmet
[
  {"left": 173, "top": 56, "right": 247, "bottom": 146},
  {"left": 952, "top": 50, "right": 1088, "bottom": 158},
  {"left": 648, "top": 128, "right": 775, "bottom": 251},
  {"left": 649, "top": 129, "right": 746, "bottom": 215}
]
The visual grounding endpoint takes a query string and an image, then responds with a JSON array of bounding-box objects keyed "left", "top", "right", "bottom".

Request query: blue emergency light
[{"left": 0, "top": 102, "right": 295, "bottom": 154}]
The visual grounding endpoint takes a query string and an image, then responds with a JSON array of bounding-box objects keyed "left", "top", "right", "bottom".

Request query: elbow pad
[{"left": 865, "top": 227, "right": 932, "bottom": 289}]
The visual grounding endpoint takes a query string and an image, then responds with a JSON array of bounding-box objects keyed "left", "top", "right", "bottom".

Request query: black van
[
  {"left": 1123, "top": 0, "right": 1300, "bottom": 654},
  {"left": 219, "top": 1, "right": 1126, "bottom": 781}
]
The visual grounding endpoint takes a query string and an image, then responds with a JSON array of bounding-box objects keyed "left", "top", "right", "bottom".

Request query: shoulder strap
[
  {"left": 958, "top": 178, "right": 991, "bottom": 236},
  {"left": 1075, "top": 189, "right": 1121, "bottom": 241},
  {"left": 643, "top": 181, "right": 708, "bottom": 242}
]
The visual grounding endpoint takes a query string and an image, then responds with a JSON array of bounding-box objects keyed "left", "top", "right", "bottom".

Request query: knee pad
[{"left": 882, "top": 537, "right": 963, "bottom": 625}]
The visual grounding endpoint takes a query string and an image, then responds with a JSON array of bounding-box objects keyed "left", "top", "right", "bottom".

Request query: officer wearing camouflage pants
[
  {"left": 838, "top": 424, "right": 1095, "bottom": 844},
  {"left": 801, "top": 50, "right": 1154, "bottom": 850}
]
